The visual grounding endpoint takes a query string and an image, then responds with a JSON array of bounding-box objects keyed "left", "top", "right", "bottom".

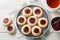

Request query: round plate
[{"left": 16, "top": 5, "right": 49, "bottom": 38}]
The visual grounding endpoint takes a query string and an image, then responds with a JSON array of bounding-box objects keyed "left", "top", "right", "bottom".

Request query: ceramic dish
[
  {"left": 16, "top": 5, "right": 49, "bottom": 38},
  {"left": 41, "top": 0, "right": 60, "bottom": 12}
]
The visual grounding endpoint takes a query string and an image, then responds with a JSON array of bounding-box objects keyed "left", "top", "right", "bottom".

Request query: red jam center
[
  {"left": 51, "top": 17, "right": 60, "bottom": 31},
  {"left": 34, "top": 28, "right": 39, "bottom": 33},
  {"left": 25, "top": 9, "right": 30, "bottom": 14},
  {"left": 19, "top": 17, "right": 24, "bottom": 23},
  {"left": 29, "top": 18, "right": 35, "bottom": 24},
  {"left": 40, "top": 20, "right": 46, "bottom": 25},
  {"left": 47, "top": 0, "right": 59, "bottom": 8},
  {"left": 24, "top": 27, "right": 29, "bottom": 33},
  {"left": 8, "top": 26, "right": 13, "bottom": 31},
  {"left": 3, "top": 18, "right": 9, "bottom": 23},
  {"left": 35, "top": 9, "right": 41, "bottom": 15}
]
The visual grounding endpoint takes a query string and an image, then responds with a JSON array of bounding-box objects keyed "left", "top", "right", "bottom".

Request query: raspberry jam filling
[
  {"left": 34, "top": 28, "right": 39, "bottom": 33},
  {"left": 35, "top": 9, "right": 41, "bottom": 15},
  {"left": 40, "top": 20, "right": 46, "bottom": 25},
  {"left": 3, "top": 18, "right": 9, "bottom": 23},
  {"left": 8, "top": 26, "right": 13, "bottom": 31},
  {"left": 25, "top": 9, "right": 30, "bottom": 14},
  {"left": 51, "top": 17, "right": 60, "bottom": 31},
  {"left": 24, "top": 27, "right": 29, "bottom": 33},
  {"left": 29, "top": 18, "right": 35, "bottom": 24},
  {"left": 19, "top": 17, "right": 24, "bottom": 23}
]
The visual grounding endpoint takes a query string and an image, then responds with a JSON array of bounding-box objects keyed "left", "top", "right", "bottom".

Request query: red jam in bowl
[
  {"left": 3, "top": 18, "right": 9, "bottom": 23},
  {"left": 40, "top": 20, "right": 46, "bottom": 25},
  {"left": 34, "top": 28, "right": 39, "bottom": 33},
  {"left": 19, "top": 17, "right": 24, "bottom": 23},
  {"left": 51, "top": 17, "right": 60, "bottom": 31},
  {"left": 29, "top": 18, "right": 35, "bottom": 24},
  {"left": 24, "top": 27, "right": 29, "bottom": 33},
  {"left": 25, "top": 9, "right": 30, "bottom": 14},
  {"left": 8, "top": 26, "right": 13, "bottom": 31},
  {"left": 47, "top": 0, "right": 59, "bottom": 8},
  {"left": 35, "top": 9, "right": 41, "bottom": 15}
]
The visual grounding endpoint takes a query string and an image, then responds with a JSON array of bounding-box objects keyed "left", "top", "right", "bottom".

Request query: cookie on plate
[
  {"left": 21, "top": 25, "right": 31, "bottom": 35},
  {"left": 33, "top": 7, "right": 43, "bottom": 18},
  {"left": 32, "top": 26, "right": 42, "bottom": 36},
  {"left": 17, "top": 16, "right": 26, "bottom": 25},
  {"left": 22, "top": 7, "right": 32, "bottom": 17},
  {"left": 38, "top": 17, "right": 48, "bottom": 28}
]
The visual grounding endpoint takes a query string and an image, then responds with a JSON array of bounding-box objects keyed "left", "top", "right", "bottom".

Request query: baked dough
[
  {"left": 27, "top": 16, "right": 37, "bottom": 26},
  {"left": 38, "top": 17, "right": 48, "bottom": 28},
  {"left": 33, "top": 7, "right": 43, "bottom": 18},
  {"left": 6, "top": 24, "right": 16, "bottom": 34},
  {"left": 32, "top": 26, "right": 42, "bottom": 36},
  {"left": 2, "top": 16, "right": 12, "bottom": 26},
  {"left": 17, "top": 16, "right": 26, "bottom": 25},
  {"left": 21, "top": 25, "right": 31, "bottom": 35},
  {"left": 22, "top": 7, "right": 32, "bottom": 17}
]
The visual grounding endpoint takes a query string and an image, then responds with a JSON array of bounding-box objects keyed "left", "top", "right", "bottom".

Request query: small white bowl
[
  {"left": 50, "top": 17, "right": 60, "bottom": 33},
  {"left": 41, "top": 0, "right": 60, "bottom": 12}
]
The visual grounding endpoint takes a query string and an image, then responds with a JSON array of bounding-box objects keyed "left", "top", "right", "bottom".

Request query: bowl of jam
[
  {"left": 41, "top": 0, "right": 60, "bottom": 12},
  {"left": 51, "top": 17, "right": 60, "bottom": 32}
]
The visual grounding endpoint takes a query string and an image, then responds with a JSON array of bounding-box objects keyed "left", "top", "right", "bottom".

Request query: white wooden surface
[{"left": 0, "top": 0, "right": 60, "bottom": 40}]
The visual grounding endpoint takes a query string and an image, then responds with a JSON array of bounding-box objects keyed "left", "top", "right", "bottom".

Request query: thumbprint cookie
[
  {"left": 38, "top": 17, "right": 48, "bottom": 28},
  {"left": 33, "top": 7, "right": 43, "bottom": 18},
  {"left": 17, "top": 16, "right": 26, "bottom": 25},
  {"left": 6, "top": 24, "right": 16, "bottom": 34},
  {"left": 22, "top": 7, "right": 32, "bottom": 17},
  {"left": 2, "top": 16, "right": 12, "bottom": 26},
  {"left": 27, "top": 16, "right": 37, "bottom": 26},
  {"left": 21, "top": 25, "right": 31, "bottom": 35},
  {"left": 32, "top": 26, "right": 42, "bottom": 36}
]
